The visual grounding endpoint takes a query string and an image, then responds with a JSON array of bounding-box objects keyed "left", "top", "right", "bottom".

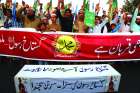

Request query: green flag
[
  {"left": 33, "top": 0, "right": 39, "bottom": 12},
  {"left": 50, "top": 0, "right": 52, "bottom": 9},
  {"left": 83, "top": 0, "right": 89, "bottom": 11},
  {"left": 84, "top": 9, "right": 95, "bottom": 27},
  {"left": 84, "top": 0, "right": 95, "bottom": 28},
  {"left": 109, "top": 0, "right": 118, "bottom": 21},
  {"left": 112, "top": 0, "right": 118, "bottom": 9}
]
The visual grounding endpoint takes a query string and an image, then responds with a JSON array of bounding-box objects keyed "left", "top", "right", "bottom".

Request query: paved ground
[{"left": 0, "top": 57, "right": 140, "bottom": 93}]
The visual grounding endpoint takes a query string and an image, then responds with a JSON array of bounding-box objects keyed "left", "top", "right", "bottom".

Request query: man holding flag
[
  {"left": 83, "top": 0, "right": 108, "bottom": 33},
  {"left": 16, "top": 1, "right": 40, "bottom": 28},
  {"left": 73, "top": 9, "right": 89, "bottom": 33},
  {"left": 130, "top": 3, "right": 140, "bottom": 32},
  {"left": 56, "top": 0, "right": 73, "bottom": 32},
  {"left": 108, "top": 0, "right": 118, "bottom": 22}
]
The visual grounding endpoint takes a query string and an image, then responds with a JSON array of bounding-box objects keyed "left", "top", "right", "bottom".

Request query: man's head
[
  {"left": 27, "top": 8, "right": 35, "bottom": 20},
  {"left": 123, "top": 12, "right": 128, "bottom": 20},
  {"left": 95, "top": 16, "right": 101, "bottom": 25},
  {"left": 16, "top": 2, "right": 18, "bottom": 8},
  {"left": 51, "top": 13, "right": 57, "bottom": 23},
  {"left": 6, "top": 2, "right": 10, "bottom": 8},
  {"left": 103, "top": 10, "right": 106, "bottom": 15},
  {"left": 78, "top": 9, "right": 84, "bottom": 20},
  {"left": 25, "top": 4, "right": 29, "bottom": 9},
  {"left": 110, "top": 23, "right": 116, "bottom": 30},
  {"left": 22, "top": 0, "right": 25, "bottom": 6},
  {"left": 64, "top": 9, "right": 72, "bottom": 17},
  {"left": 39, "top": 22, "right": 47, "bottom": 31}
]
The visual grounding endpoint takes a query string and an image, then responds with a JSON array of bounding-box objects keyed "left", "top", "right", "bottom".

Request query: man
[
  {"left": 48, "top": 13, "right": 61, "bottom": 31},
  {"left": 56, "top": 0, "right": 73, "bottom": 32},
  {"left": 130, "top": 4, "right": 140, "bottom": 32},
  {"left": 17, "top": 7, "right": 40, "bottom": 28},
  {"left": 88, "top": 16, "right": 108, "bottom": 33},
  {"left": 36, "top": 17, "right": 49, "bottom": 32},
  {"left": 4, "top": 9, "right": 12, "bottom": 28},
  {"left": 119, "top": 12, "right": 130, "bottom": 32},
  {"left": 73, "top": 9, "right": 88, "bottom": 33}
]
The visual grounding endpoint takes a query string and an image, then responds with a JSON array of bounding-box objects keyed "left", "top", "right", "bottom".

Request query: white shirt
[
  {"left": 88, "top": 18, "right": 108, "bottom": 33},
  {"left": 120, "top": 24, "right": 130, "bottom": 32}
]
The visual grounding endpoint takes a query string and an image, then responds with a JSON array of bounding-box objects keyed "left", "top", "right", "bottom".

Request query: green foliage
[{"left": 123, "top": 0, "right": 140, "bottom": 14}]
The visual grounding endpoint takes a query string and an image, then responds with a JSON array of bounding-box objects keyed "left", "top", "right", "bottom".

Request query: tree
[{"left": 123, "top": 0, "right": 140, "bottom": 14}]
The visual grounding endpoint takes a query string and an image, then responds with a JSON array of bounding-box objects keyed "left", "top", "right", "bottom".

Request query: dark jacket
[{"left": 56, "top": 8, "right": 73, "bottom": 32}]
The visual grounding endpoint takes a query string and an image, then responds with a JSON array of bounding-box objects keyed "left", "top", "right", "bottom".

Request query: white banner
[{"left": 14, "top": 65, "right": 121, "bottom": 93}]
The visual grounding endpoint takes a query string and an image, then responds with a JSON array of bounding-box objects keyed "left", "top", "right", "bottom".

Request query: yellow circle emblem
[{"left": 55, "top": 35, "right": 77, "bottom": 55}]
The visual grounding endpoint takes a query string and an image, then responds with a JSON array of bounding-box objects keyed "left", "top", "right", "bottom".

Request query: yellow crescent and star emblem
[{"left": 54, "top": 35, "right": 79, "bottom": 55}]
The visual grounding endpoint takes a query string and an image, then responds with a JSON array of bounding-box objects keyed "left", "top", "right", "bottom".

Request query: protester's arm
[
  {"left": 130, "top": 4, "right": 140, "bottom": 32},
  {"left": 56, "top": 7, "right": 62, "bottom": 19},
  {"left": 16, "top": 7, "right": 25, "bottom": 21},
  {"left": 73, "top": 21, "right": 79, "bottom": 32},
  {"left": 131, "top": 8, "right": 138, "bottom": 26},
  {"left": 130, "top": 4, "right": 140, "bottom": 29},
  {"left": 56, "top": 0, "right": 63, "bottom": 19},
  {"left": 100, "top": 18, "right": 108, "bottom": 28},
  {"left": 118, "top": 14, "right": 125, "bottom": 32}
]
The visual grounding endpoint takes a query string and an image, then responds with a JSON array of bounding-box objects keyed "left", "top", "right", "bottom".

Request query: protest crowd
[
  {"left": 0, "top": 1, "right": 140, "bottom": 92},
  {"left": 0, "top": 0, "right": 140, "bottom": 33}
]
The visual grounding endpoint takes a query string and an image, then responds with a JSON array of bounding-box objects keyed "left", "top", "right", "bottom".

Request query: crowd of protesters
[{"left": 0, "top": 0, "right": 140, "bottom": 33}]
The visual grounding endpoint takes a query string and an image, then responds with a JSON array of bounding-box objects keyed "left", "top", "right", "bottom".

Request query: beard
[
  {"left": 78, "top": 16, "right": 84, "bottom": 21},
  {"left": 27, "top": 15, "right": 35, "bottom": 21}
]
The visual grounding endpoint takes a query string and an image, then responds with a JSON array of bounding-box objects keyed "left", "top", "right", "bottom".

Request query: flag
[
  {"left": 12, "top": 0, "right": 16, "bottom": 26},
  {"left": 73, "top": 4, "right": 78, "bottom": 21},
  {"left": 112, "top": 0, "right": 118, "bottom": 10},
  {"left": 108, "top": 0, "right": 118, "bottom": 21},
  {"left": 33, "top": 0, "right": 39, "bottom": 12},
  {"left": 83, "top": 0, "right": 88, "bottom": 7},
  {"left": 64, "top": 0, "right": 72, "bottom": 11},
  {"left": 0, "top": 9, "right": 4, "bottom": 27},
  {"left": 83, "top": 0, "right": 89, "bottom": 11},
  {"left": 44, "top": 0, "right": 52, "bottom": 10},
  {"left": 84, "top": 0, "right": 95, "bottom": 28},
  {"left": 84, "top": 9, "right": 95, "bottom": 27},
  {"left": 49, "top": 0, "right": 52, "bottom": 10}
]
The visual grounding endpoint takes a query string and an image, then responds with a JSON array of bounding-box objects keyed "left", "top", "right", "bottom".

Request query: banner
[
  {"left": 0, "top": 30, "right": 140, "bottom": 61},
  {"left": 14, "top": 65, "right": 121, "bottom": 93}
]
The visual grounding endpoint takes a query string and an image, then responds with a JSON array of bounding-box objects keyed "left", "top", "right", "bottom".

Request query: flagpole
[{"left": 12, "top": 0, "right": 16, "bottom": 27}]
